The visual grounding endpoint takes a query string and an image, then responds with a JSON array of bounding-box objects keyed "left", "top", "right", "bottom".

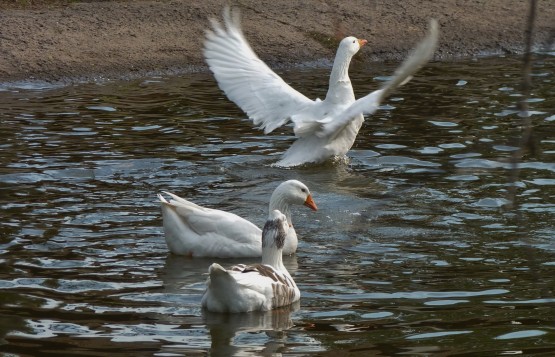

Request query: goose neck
[
  {"left": 269, "top": 195, "right": 292, "bottom": 223},
  {"left": 329, "top": 53, "right": 352, "bottom": 84},
  {"left": 326, "top": 53, "right": 353, "bottom": 102},
  {"left": 261, "top": 247, "right": 285, "bottom": 271}
]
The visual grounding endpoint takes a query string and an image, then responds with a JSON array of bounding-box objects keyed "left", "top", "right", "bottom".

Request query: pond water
[{"left": 0, "top": 54, "right": 554, "bottom": 356}]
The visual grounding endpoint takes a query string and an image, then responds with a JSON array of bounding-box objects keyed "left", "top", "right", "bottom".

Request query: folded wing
[{"left": 159, "top": 192, "right": 261, "bottom": 247}]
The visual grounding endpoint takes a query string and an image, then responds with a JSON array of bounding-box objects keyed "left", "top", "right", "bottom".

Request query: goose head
[
  {"left": 328, "top": 36, "right": 368, "bottom": 88},
  {"left": 262, "top": 210, "right": 289, "bottom": 250},
  {"left": 338, "top": 36, "right": 367, "bottom": 57},
  {"left": 269, "top": 180, "right": 318, "bottom": 216}
]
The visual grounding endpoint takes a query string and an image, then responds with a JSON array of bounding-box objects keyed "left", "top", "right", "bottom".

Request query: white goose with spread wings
[
  {"left": 158, "top": 180, "right": 317, "bottom": 258},
  {"left": 204, "top": 7, "right": 439, "bottom": 167},
  {"left": 201, "top": 210, "right": 300, "bottom": 313}
]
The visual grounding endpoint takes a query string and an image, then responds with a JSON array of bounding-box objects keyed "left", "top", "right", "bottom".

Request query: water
[{"left": 1, "top": 54, "right": 554, "bottom": 356}]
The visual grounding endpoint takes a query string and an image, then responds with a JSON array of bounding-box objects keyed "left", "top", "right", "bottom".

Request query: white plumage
[
  {"left": 158, "top": 180, "right": 317, "bottom": 258},
  {"left": 204, "top": 7, "right": 439, "bottom": 167},
  {"left": 201, "top": 210, "right": 300, "bottom": 313}
]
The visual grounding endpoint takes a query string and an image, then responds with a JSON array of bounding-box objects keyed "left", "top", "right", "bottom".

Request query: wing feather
[
  {"left": 204, "top": 7, "right": 314, "bottom": 134},
  {"left": 162, "top": 194, "right": 261, "bottom": 244},
  {"left": 233, "top": 263, "right": 299, "bottom": 308}
]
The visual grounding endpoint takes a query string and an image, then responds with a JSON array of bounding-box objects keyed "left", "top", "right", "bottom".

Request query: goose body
[
  {"left": 202, "top": 210, "right": 300, "bottom": 312},
  {"left": 204, "top": 7, "right": 439, "bottom": 167},
  {"left": 158, "top": 180, "right": 317, "bottom": 258}
]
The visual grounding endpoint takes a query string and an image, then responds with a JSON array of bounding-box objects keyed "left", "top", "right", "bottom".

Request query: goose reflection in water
[{"left": 203, "top": 302, "right": 299, "bottom": 356}]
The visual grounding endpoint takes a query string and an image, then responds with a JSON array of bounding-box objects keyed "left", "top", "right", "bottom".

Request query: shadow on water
[{"left": 0, "top": 54, "right": 554, "bottom": 356}]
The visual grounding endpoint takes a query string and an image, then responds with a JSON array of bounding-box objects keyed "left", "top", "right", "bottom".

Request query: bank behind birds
[
  {"left": 204, "top": 7, "right": 439, "bottom": 167},
  {"left": 158, "top": 180, "right": 317, "bottom": 258},
  {"left": 202, "top": 210, "right": 300, "bottom": 313}
]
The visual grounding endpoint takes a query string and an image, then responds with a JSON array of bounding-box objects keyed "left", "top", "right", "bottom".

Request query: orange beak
[
  {"left": 303, "top": 194, "right": 318, "bottom": 211},
  {"left": 358, "top": 39, "right": 368, "bottom": 47}
]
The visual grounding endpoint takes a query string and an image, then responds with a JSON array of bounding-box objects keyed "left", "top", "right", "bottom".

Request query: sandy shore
[{"left": 1, "top": 0, "right": 553, "bottom": 84}]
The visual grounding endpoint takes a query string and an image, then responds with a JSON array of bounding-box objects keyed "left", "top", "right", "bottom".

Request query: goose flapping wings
[{"left": 204, "top": 7, "right": 439, "bottom": 166}]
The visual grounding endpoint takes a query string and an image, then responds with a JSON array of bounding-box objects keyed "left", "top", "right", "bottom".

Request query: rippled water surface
[{"left": 1, "top": 54, "right": 554, "bottom": 356}]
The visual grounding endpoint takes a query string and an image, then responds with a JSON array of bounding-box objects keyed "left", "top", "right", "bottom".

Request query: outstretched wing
[
  {"left": 315, "top": 19, "right": 439, "bottom": 139},
  {"left": 204, "top": 7, "right": 315, "bottom": 134}
]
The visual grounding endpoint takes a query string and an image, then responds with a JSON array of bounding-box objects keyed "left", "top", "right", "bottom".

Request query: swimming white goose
[
  {"left": 158, "top": 180, "right": 317, "bottom": 258},
  {"left": 201, "top": 209, "right": 300, "bottom": 312},
  {"left": 204, "top": 7, "right": 439, "bottom": 167}
]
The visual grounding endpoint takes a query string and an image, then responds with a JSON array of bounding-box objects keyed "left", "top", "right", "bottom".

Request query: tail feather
[
  {"left": 157, "top": 191, "right": 203, "bottom": 210},
  {"left": 157, "top": 193, "right": 168, "bottom": 204},
  {"left": 208, "top": 263, "right": 238, "bottom": 290}
]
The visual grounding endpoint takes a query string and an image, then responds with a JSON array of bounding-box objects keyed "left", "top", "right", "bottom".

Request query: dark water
[{"left": 1, "top": 54, "right": 554, "bottom": 356}]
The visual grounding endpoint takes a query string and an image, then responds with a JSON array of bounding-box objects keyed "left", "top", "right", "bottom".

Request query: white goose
[
  {"left": 202, "top": 210, "right": 300, "bottom": 313},
  {"left": 204, "top": 7, "right": 439, "bottom": 167},
  {"left": 158, "top": 180, "right": 317, "bottom": 258}
]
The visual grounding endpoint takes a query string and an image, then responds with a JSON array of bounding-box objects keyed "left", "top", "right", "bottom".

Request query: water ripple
[
  {"left": 0, "top": 55, "right": 553, "bottom": 356},
  {"left": 306, "top": 289, "right": 509, "bottom": 301}
]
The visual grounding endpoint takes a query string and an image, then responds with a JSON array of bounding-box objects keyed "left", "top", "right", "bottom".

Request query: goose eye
[
  {"left": 352, "top": 40, "right": 356, "bottom": 44},
  {"left": 301, "top": 188, "right": 307, "bottom": 193}
]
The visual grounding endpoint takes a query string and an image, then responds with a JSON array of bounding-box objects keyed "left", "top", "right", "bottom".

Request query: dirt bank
[{"left": 0, "top": 0, "right": 553, "bottom": 84}]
